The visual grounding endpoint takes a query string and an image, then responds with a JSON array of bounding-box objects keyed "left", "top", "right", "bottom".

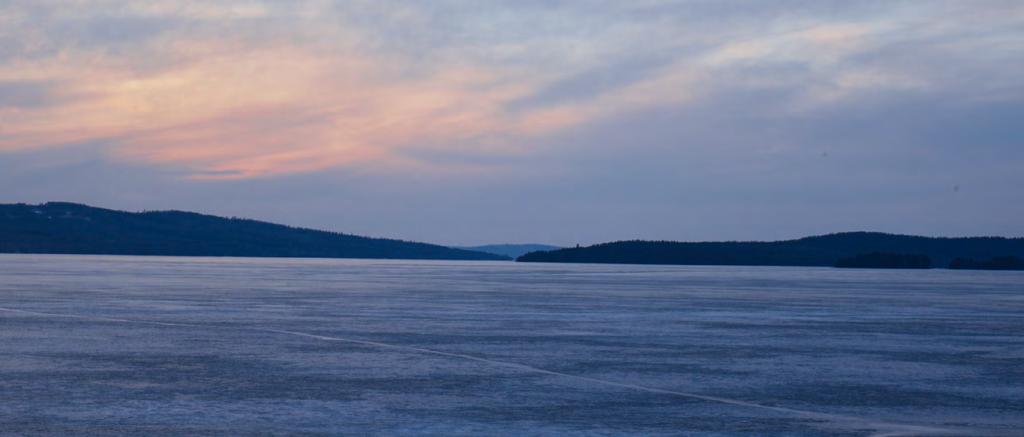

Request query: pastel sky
[{"left": 2, "top": 1, "right": 1022, "bottom": 245}]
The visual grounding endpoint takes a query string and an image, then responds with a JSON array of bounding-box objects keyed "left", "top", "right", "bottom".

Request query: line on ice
[{"left": 0, "top": 306, "right": 977, "bottom": 436}]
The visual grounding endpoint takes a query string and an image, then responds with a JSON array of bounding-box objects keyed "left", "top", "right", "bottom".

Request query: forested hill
[
  {"left": 0, "top": 202, "right": 508, "bottom": 260},
  {"left": 516, "top": 232, "right": 1024, "bottom": 268}
]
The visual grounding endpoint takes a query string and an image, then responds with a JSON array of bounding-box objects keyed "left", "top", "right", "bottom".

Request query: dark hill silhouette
[
  {"left": 517, "top": 232, "right": 1024, "bottom": 268},
  {"left": 949, "top": 256, "right": 1024, "bottom": 270},
  {"left": 835, "top": 252, "right": 931, "bottom": 269},
  {"left": 0, "top": 202, "right": 508, "bottom": 260}
]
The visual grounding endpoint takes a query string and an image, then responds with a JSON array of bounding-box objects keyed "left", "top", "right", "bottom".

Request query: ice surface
[{"left": 1, "top": 254, "right": 1022, "bottom": 435}]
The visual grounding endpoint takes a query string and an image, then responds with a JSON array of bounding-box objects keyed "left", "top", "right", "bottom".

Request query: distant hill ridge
[
  {"left": 457, "top": 244, "right": 562, "bottom": 259},
  {"left": 517, "top": 232, "right": 1024, "bottom": 268},
  {"left": 0, "top": 202, "right": 507, "bottom": 260}
]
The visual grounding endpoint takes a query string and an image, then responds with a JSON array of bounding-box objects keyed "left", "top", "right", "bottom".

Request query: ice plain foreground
[{"left": 1, "top": 254, "right": 1022, "bottom": 436}]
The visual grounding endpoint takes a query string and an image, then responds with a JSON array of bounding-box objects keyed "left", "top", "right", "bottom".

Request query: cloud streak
[{"left": 2, "top": 1, "right": 1018, "bottom": 179}]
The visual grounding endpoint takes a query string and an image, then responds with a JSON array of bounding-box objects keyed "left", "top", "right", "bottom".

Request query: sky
[{"left": 1, "top": 1, "right": 1022, "bottom": 246}]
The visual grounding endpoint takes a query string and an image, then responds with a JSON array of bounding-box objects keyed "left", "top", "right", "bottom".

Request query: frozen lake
[{"left": 1, "top": 254, "right": 1022, "bottom": 436}]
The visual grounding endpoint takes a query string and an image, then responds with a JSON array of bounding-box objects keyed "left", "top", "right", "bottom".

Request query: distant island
[
  {"left": 456, "top": 244, "right": 562, "bottom": 259},
  {"left": 0, "top": 202, "right": 507, "bottom": 261},
  {"left": 517, "top": 232, "right": 1024, "bottom": 269}
]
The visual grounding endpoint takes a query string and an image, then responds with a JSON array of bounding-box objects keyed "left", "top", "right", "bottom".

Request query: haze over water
[{"left": 1, "top": 254, "right": 1021, "bottom": 435}]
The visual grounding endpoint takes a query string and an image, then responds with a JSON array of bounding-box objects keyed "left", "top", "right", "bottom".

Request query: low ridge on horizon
[
  {"left": 517, "top": 232, "right": 1024, "bottom": 269},
  {"left": 4, "top": 202, "right": 1023, "bottom": 269},
  {"left": 456, "top": 244, "right": 563, "bottom": 259},
  {"left": 0, "top": 202, "right": 508, "bottom": 261}
]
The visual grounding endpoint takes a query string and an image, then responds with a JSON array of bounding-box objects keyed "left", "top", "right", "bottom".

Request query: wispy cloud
[{"left": 1, "top": 0, "right": 1022, "bottom": 180}]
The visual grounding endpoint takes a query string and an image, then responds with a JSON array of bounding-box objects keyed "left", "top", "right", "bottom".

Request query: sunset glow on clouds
[
  {"left": 0, "top": 33, "right": 543, "bottom": 178},
  {"left": 2, "top": 1, "right": 1023, "bottom": 243},
  {"left": 1, "top": 1, "right": 690, "bottom": 178},
  {"left": 3, "top": 1, "right": 1018, "bottom": 179}
]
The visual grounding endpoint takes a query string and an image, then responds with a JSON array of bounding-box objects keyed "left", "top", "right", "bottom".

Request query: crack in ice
[{"left": 0, "top": 306, "right": 983, "bottom": 436}]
